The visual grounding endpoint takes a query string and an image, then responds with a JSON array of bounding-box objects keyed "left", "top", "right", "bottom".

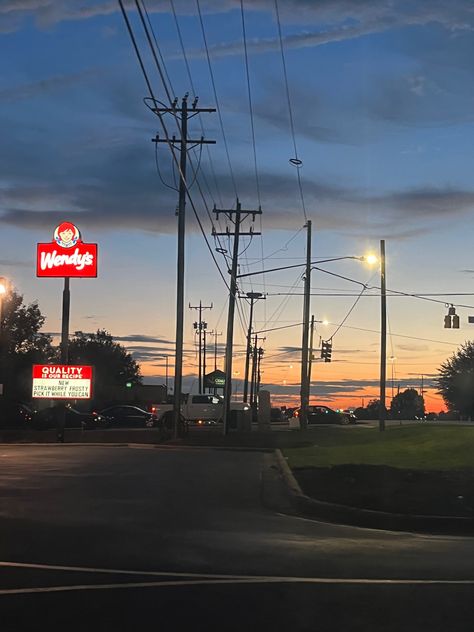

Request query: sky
[{"left": 2, "top": 0, "right": 474, "bottom": 411}]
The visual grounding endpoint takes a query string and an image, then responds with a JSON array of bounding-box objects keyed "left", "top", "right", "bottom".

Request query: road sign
[{"left": 32, "top": 364, "right": 93, "bottom": 399}]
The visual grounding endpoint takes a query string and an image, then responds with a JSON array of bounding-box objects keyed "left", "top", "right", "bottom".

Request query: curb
[
  {"left": 0, "top": 441, "right": 272, "bottom": 453},
  {"left": 274, "top": 449, "right": 474, "bottom": 536}
]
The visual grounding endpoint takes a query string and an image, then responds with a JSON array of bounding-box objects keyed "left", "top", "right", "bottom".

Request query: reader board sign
[
  {"left": 36, "top": 222, "right": 98, "bottom": 278},
  {"left": 32, "top": 365, "right": 93, "bottom": 399}
]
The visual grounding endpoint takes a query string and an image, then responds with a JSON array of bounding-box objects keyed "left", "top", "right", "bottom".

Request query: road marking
[
  {"left": 0, "top": 560, "right": 259, "bottom": 580},
  {"left": 0, "top": 561, "right": 473, "bottom": 595},
  {"left": 1, "top": 576, "right": 474, "bottom": 597}
]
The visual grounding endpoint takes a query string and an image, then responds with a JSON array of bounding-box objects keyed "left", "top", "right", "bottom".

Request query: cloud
[
  {"left": 114, "top": 334, "right": 173, "bottom": 345},
  {"left": 0, "top": 69, "right": 101, "bottom": 103},
  {"left": 396, "top": 343, "right": 429, "bottom": 352},
  {"left": 0, "top": 258, "right": 32, "bottom": 268}
]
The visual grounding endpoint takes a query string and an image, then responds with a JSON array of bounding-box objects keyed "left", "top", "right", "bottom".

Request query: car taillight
[
  {"left": 294, "top": 410, "right": 299, "bottom": 417},
  {"left": 151, "top": 406, "right": 156, "bottom": 413}
]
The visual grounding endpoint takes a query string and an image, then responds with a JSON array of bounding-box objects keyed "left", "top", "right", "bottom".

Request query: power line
[
  {"left": 274, "top": 0, "right": 307, "bottom": 221},
  {"left": 128, "top": 1, "right": 231, "bottom": 292},
  {"left": 196, "top": 0, "right": 238, "bottom": 199},
  {"left": 240, "top": 0, "right": 261, "bottom": 207}
]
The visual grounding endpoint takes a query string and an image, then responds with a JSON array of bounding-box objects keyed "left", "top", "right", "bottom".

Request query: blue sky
[{"left": 2, "top": 0, "right": 474, "bottom": 407}]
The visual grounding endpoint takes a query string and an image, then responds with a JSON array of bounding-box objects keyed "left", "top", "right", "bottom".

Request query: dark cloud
[
  {"left": 114, "top": 334, "right": 173, "bottom": 345},
  {"left": 0, "top": 69, "right": 102, "bottom": 103}
]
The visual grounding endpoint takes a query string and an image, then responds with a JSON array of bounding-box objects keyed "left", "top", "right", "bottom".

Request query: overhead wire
[
  {"left": 196, "top": 0, "right": 238, "bottom": 199},
  {"left": 274, "top": 0, "right": 308, "bottom": 222},
  {"left": 329, "top": 273, "right": 376, "bottom": 340},
  {"left": 120, "top": 0, "right": 230, "bottom": 293}
]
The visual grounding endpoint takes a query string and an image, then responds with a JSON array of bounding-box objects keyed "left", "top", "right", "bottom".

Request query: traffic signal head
[
  {"left": 452, "top": 314, "right": 460, "bottom": 329},
  {"left": 321, "top": 340, "right": 332, "bottom": 362},
  {"left": 444, "top": 315, "right": 452, "bottom": 329}
]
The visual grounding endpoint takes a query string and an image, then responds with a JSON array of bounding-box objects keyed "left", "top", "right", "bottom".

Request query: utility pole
[
  {"left": 210, "top": 330, "right": 223, "bottom": 371},
  {"left": 152, "top": 95, "right": 215, "bottom": 437},
  {"left": 212, "top": 199, "right": 262, "bottom": 434},
  {"left": 256, "top": 346, "right": 264, "bottom": 396},
  {"left": 190, "top": 300, "right": 213, "bottom": 393},
  {"left": 250, "top": 334, "right": 258, "bottom": 408},
  {"left": 203, "top": 328, "right": 211, "bottom": 392},
  {"left": 300, "top": 220, "right": 312, "bottom": 431},
  {"left": 308, "top": 314, "right": 315, "bottom": 390},
  {"left": 379, "top": 239, "right": 386, "bottom": 432},
  {"left": 242, "top": 292, "right": 264, "bottom": 402},
  {"left": 250, "top": 334, "right": 265, "bottom": 408},
  {"left": 209, "top": 330, "right": 222, "bottom": 395}
]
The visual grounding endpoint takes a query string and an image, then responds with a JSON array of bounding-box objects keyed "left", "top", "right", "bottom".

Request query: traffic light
[
  {"left": 444, "top": 305, "right": 460, "bottom": 329},
  {"left": 321, "top": 340, "right": 332, "bottom": 362}
]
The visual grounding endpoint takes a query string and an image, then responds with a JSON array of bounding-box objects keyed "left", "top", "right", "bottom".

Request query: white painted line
[
  {"left": 0, "top": 560, "right": 263, "bottom": 580},
  {"left": 0, "top": 561, "right": 473, "bottom": 593},
  {"left": 1, "top": 576, "right": 474, "bottom": 597}
]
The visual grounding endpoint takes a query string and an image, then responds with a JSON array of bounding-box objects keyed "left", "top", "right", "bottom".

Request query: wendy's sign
[{"left": 37, "top": 222, "right": 98, "bottom": 277}]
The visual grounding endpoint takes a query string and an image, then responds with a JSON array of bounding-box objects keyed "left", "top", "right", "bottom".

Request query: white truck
[{"left": 151, "top": 393, "right": 250, "bottom": 425}]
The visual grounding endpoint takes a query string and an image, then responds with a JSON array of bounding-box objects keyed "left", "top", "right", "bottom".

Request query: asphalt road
[{"left": 0, "top": 444, "right": 473, "bottom": 631}]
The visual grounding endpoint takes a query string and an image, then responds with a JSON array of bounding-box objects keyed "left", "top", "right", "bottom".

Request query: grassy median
[
  {"left": 283, "top": 425, "right": 474, "bottom": 470},
  {"left": 283, "top": 425, "right": 474, "bottom": 516}
]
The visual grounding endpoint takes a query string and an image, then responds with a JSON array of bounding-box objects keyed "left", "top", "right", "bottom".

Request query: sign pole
[
  {"left": 61, "top": 277, "right": 70, "bottom": 364},
  {"left": 57, "top": 277, "right": 70, "bottom": 442}
]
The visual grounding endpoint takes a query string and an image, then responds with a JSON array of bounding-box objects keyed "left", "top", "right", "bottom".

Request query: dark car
[
  {"left": 31, "top": 405, "right": 101, "bottom": 430},
  {"left": 0, "top": 402, "right": 34, "bottom": 429},
  {"left": 270, "top": 407, "right": 286, "bottom": 422},
  {"left": 295, "top": 405, "right": 356, "bottom": 425},
  {"left": 98, "top": 405, "right": 157, "bottom": 428}
]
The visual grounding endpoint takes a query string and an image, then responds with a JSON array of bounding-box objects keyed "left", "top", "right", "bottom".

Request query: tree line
[{"left": 0, "top": 291, "right": 141, "bottom": 405}]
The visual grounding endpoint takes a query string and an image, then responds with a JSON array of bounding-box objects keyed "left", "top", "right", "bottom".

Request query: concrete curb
[
  {"left": 274, "top": 449, "right": 474, "bottom": 536},
  {"left": 0, "top": 441, "right": 272, "bottom": 453}
]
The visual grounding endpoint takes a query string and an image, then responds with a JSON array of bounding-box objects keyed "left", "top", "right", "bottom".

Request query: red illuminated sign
[
  {"left": 37, "top": 222, "right": 97, "bottom": 278},
  {"left": 32, "top": 364, "right": 93, "bottom": 399}
]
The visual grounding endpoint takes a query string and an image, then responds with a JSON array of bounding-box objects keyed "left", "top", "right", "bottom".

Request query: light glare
[{"left": 364, "top": 254, "right": 378, "bottom": 265}]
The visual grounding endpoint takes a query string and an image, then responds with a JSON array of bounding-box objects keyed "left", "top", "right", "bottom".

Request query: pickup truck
[{"left": 151, "top": 394, "right": 249, "bottom": 425}]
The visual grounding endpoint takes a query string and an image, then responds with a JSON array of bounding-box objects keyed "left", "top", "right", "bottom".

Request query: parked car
[
  {"left": 270, "top": 407, "right": 286, "bottom": 422},
  {"left": 294, "top": 405, "right": 356, "bottom": 425},
  {"left": 0, "top": 402, "right": 34, "bottom": 429},
  {"left": 32, "top": 405, "right": 102, "bottom": 430},
  {"left": 98, "top": 405, "right": 157, "bottom": 428}
]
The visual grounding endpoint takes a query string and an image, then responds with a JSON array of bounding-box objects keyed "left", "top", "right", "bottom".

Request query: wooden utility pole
[
  {"left": 242, "top": 292, "right": 264, "bottom": 403},
  {"left": 190, "top": 300, "right": 213, "bottom": 393},
  {"left": 300, "top": 220, "right": 312, "bottom": 431},
  {"left": 308, "top": 314, "right": 315, "bottom": 389},
  {"left": 152, "top": 96, "right": 215, "bottom": 437},
  {"left": 212, "top": 200, "right": 262, "bottom": 434}
]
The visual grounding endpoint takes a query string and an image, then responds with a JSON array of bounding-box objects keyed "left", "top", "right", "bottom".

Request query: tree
[
  {"left": 437, "top": 341, "right": 474, "bottom": 417},
  {"left": 361, "top": 399, "right": 381, "bottom": 420},
  {"left": 0, "top": 290, "right": 55, "bottom": 401},
  {"left": 390, "top": 388, "right": 424, "bottom": 419},
  {"left": 68, "top": 329, "right": 142, "bottom": 404}
]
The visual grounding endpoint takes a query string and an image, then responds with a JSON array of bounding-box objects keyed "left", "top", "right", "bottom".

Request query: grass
[{"left": 283, "top": 425, "right": 474, "bottom": 470}]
